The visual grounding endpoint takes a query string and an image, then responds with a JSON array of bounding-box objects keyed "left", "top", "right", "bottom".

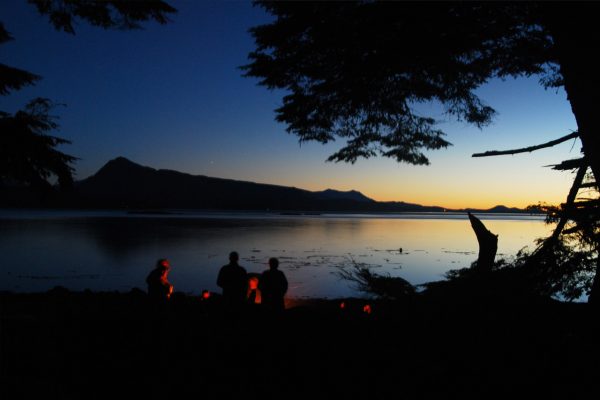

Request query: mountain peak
[
  {"left": 106, "top": 156, "right": 152, "bottom": 169},
  {"left": 111, "top": 156, "right": 132, "bottom": 163},
  {"left": 314, "top": 188, "right": 374, "bottom": 203},
  {"left": 105, "top": 156, "right": 143, "bottom": 168},
  {"left": 87, "top": 157, "right": 156, "bottom": 181}
]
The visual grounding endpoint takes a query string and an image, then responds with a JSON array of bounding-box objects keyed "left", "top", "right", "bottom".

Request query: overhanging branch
[
  {"left": 472, "top": 131, "right": 579, "bottom": 158},
  {"left": 546, "top": 157, "right": 585, "bottom": 170}
]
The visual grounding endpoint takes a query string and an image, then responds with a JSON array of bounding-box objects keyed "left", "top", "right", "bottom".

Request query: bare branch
[
  {"left": 546, "top": 157, "right": 585, "bottom": 170},
  {"left": 472, "top": 131, "right": 579, "bottom": 158}
]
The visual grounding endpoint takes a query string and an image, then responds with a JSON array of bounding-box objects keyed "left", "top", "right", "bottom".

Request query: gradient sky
[{"left": 1, "top": 1, "right": 580, "bottom": 209}]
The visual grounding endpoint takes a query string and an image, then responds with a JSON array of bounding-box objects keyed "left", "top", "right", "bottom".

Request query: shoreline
[{"left": 1, "top": 288, "right": 596, "bottom": 397}]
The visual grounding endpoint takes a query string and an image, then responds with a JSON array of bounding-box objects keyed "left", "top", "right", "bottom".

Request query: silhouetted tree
[
  {"left": 243, "top": 2, "right": 600, "bottom": 302},
  {"left": 1, "top": 1, "right": 176, "bottom": 188},
  {"left": 0, "top": 23, "right": 41, "bottom": 95},
  {"left": 27, "top": 0, "right": 176, "bottom": 34},
  {"left": 0, "top": 98, "right": 76, "bottom": 188},
  {"left": 524, "top": 165, "right": 599, "bottom": 300}
]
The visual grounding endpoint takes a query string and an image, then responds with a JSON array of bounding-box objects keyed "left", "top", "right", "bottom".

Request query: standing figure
[
  {"left": 146, "top": 258, "right": 174, "bottom": 300},
  {"left": 259, "top": 258, "right": 288, "bottom": 312},
  {"left": 217, "top": 251, "right": 248, "bottom": 308}
]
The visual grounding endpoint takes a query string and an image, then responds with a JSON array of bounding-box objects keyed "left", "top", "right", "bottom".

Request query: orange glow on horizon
[
  {"left": 349, "top": 183, "right": 570, "bottom": 210},
  {"left": 197, "top": 157, "right": 573, "bottom": 210},
  {"left": 282, "top": 154, "right": 575, "bottom": 210},
  {"left": 365, "top": 194, "right": 563, "bottom": 211},
  {"left": 332, "top": 188, "right": 567, "bottom": 210},
  {"left": 288, "top": 180, "right": 569, "bottom": 210}
]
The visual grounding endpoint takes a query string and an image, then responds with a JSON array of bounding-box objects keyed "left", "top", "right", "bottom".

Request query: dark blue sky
[{"left": 1, "top": 1, "right": 579, "bottom": 208}]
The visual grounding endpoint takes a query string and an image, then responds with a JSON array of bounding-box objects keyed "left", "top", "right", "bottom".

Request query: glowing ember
[
  {"left": 202, "top": 290, "right": 210, "bottom": 300},
  {"left": 340, "top": 301, "right": 346, "bottom": 309},
  {"left": 247, "top": 276, "right": 261, "bottom": 304},
  {"left": 248, "top": 277, "right": 259, "bottom": 290},
  {"left": 363, "top": 304, "right": 372, "bottom": 314}
]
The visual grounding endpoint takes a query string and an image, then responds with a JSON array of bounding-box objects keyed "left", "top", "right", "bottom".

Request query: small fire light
[
  {"left": 363, "top": 304, "right": 372, "bottom": 314},
  {"left": 202, "top": 290, "right": 211, "bottom": 300},
  {"left": 248, "top": 277, "right": 259, "bottom": 290},
  {"left": 340, "top": 301, "right": 346, "bottom": 310}
]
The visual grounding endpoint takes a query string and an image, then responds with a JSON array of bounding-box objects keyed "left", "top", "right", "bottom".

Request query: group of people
[
  {"left": 145, "top": 251, "right": 288, "bottom": 311},
  {"left": 217, "top": 251, "right": 288, "bottom": 311}
]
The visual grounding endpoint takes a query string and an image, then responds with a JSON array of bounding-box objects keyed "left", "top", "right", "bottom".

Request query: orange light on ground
[
  {"left": 363, "top": 304, "right": 372, "bottom": 314},
  {"left": 202, "top": 290, "right": 210, "bottom": 300}
]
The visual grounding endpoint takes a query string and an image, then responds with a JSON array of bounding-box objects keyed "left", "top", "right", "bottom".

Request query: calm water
[{"left": 0, "top": 210, "right": 550, "bottom": 298}]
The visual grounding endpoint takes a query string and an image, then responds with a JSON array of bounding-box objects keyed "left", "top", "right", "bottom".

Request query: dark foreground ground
[{"left": 1, "top": 289, "right": 598, "bottom": 399}]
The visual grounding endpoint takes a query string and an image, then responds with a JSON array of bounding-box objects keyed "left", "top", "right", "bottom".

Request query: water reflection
[{"left": 0, "top": 212, "right": 550, "bottom": 298}]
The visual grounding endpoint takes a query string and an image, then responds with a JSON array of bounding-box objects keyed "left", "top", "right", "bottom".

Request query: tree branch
[
  {"left": 549, "top": 165, "right": 587, "bottom": 242},
  {"left": 472, "top": 131, "right": 579, "bottom": 158},
  {"left": 546, "top": 157, "right": 585, "bottom": 170}
]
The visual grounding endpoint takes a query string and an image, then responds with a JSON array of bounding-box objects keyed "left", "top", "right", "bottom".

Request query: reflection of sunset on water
[{"left": 0, "top": 212, "right": 551, "bottom": 299}]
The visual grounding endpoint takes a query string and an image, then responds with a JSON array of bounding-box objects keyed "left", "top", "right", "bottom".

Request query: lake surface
[{"left": 0, "top": 210, "right": 550, "bottom": 299}]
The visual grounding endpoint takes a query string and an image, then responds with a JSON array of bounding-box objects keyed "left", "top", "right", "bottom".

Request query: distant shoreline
[{"left": 0, "top": 207, "right": 547, "bottom": 221}]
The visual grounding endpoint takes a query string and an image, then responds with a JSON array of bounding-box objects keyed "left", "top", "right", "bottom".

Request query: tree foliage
[
  {"left": 28, "top": 0, "right": 176, "bottom": 34},
  {"left": 0, "top": 23, "right": 40, "bottom": 95},
  {"left": 1, "top": 1, "right": 176, "bottom": 188},
  {"left": 0, "top": 98, "right": 77, "bottom": 189},
  {"left": 528, "top": 167, "right": 600, "bottom": 300},
  {"left": 243, "top": 2, "right": 561, "bottom": 165},
  {"left": 245, "top": 1, "right": 600, "bottom": 302}
]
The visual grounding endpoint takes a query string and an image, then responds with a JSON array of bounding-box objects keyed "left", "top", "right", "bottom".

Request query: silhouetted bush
[{"left": 337, "top": 261, "right": 415, "bottom": 300}]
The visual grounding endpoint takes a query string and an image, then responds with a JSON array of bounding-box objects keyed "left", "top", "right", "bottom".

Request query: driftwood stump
[{"left": 468, "top": 212, "right": 498, "bottom": 271}]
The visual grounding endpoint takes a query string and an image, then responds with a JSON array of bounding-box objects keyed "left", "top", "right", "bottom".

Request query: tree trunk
[
  {"left": 468, "top": 212, "right": 498, "bottom": 271},
  {"left": 545, "top": 4, "right": 600, "bottom": 303},
  {"left": 591, "top": 258, "right": 600, "bottom": 305}
]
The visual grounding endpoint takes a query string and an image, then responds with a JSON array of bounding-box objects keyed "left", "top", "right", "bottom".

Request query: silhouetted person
[
  {"left": 146, "top": 258, "right": 173, "bottom": 300},
  {"left": 217, "top": 251, "right": 248, "bottom": 308},
  {"left": 259, "top": 258, "right": 288, "bottom": 312}
]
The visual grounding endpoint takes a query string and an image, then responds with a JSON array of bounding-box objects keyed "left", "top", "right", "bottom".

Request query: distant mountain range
[
  {"left": 2, "top": 157, "right": 535, "bottom": 213},
  {"left": 74, "top": 157, "right": 418, "bottom": 211}
]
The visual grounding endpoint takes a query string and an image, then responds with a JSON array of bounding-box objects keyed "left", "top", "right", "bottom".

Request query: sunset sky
[{"left": 1, "top": 1, "right": 580, "bottom": 209}]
